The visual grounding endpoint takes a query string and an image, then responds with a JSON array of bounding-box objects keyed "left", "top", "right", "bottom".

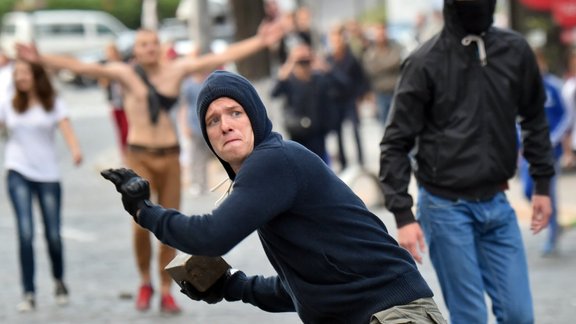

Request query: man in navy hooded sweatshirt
[{"left": 101, "top": 70, "right": 446, "bottom": 324}]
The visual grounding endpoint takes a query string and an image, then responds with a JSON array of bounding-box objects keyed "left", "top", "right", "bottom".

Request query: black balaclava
[
  {"left": 196, "top": 70, "right": 273, "bottom": 180},
  {"left": 452, "top": 0, "right": 496, "bottom": 34}
]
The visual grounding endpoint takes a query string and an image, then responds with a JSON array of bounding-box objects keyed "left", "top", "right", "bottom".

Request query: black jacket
[{"left": 379, "top": 3, "right": 555, "bottom": 227}]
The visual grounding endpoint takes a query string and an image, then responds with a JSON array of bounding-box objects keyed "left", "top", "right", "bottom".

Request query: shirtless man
[{"left": 17, "top": 20, "right": 284, "bottom": 314}]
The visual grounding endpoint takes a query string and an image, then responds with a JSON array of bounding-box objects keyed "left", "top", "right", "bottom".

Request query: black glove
[
  {"left": 179, "top": 270, "right": 234, "bottom": 304},
  {"left": 101, "top": 168, "right": 150, "bottom": 220}
]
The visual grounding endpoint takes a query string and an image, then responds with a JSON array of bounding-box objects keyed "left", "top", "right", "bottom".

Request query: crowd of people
[{"left": 0, "top": 0, "right": 575, "bottom": 323}]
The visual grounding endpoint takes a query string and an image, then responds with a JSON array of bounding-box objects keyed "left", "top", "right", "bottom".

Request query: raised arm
[
  {"left": 16, "top": 43, "right": 131, "bottom": 88},
  {"left": 174, "top": 18, "right": 286, "bottom": 75}
]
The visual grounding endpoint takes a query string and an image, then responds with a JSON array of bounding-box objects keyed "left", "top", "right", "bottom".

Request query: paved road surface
[{"left": 0, "top": 82, "right": 574, "bottom": 323}]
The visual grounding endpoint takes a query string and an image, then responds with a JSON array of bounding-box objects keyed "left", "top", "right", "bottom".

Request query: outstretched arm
[
  {"left": 175, "top": 18, "right": 286, "bottom": 75},
  {"left": 16, "top": 43, "right": 129, "bottom": 87}
]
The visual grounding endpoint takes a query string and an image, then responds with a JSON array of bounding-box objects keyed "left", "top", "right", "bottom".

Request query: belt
[{"left": 128, "top": 144, "right": 180, "bottom": 156}]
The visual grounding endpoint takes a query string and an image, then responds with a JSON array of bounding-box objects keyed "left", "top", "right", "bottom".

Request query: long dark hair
[{"left": 12, "top": 60, "right": 56, "bottom": 113}]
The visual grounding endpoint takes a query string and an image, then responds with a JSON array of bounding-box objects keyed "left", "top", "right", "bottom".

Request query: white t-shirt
[
  {"left": 0, "top": 97, "right": 68, "bottom": 182},
  {"left": 0, "top": 62, "right": 14, "bottom": 97}
]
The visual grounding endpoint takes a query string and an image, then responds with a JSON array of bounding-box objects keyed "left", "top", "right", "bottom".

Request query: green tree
[
  {"left": 7, "top": 0, "right": 182, "bottom": 29},
  {"left": 0, "top": 0, "right": 18, "bottom": 25}
]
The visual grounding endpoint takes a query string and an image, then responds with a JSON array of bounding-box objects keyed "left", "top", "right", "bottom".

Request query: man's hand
[
  {"left": 100, "top": 168, "right": 150, "bottom": 220},
  {"left": 397, "top": 222, "right": 427, "bottom": 264},
  {"left": 15, "top": 43, "right": 40, "bottom": 63},
  {"left": 257, "top": 15, "right": 286, "bottom": 48},
  {"left": 180, "top": 270, "right": 235, "bottom": 304},
  {"left": 531, "top": 194, "right": 551, "bottom": 234}
]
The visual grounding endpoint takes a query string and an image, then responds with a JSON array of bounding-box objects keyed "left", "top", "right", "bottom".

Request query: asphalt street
[{"left": 0, "top": 81, "right": 574, "bottom": 323}]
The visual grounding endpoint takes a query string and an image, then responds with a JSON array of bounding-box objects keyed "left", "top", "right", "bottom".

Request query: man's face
[
  {"left": 328, "top": 28, "right": 345, "bottom": 52},
  {"left": 205, "top": 97, "right": 255, "bottom": 172},
  {"left": 373, "top": 24, "right": 388, "bottom": 44},
  {"left": 291, "top": 44, "right": 313, "bottom": 75},
  {"left": 133, "top": 30, "right": 161, "bottom": 65},
  {"left": 453, "top": 0, "right": 496, "bottom": 34}
]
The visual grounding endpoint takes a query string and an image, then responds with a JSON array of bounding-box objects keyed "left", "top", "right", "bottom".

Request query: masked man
[{"left": 379, "top": 1, "right": 554, "bottom": 323}]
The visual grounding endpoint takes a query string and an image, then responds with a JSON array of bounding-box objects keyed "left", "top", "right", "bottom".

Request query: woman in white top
[{"left": 0, "top": 59, "right": 82, "bottom": 312}]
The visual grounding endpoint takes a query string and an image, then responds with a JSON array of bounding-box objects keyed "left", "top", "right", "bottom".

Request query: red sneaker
[
  {"left": 160, "top": 294, "right": 181, "bottom": 314},
  {"left": 136, "top": 284, "right": 154, "bottom": 311}
]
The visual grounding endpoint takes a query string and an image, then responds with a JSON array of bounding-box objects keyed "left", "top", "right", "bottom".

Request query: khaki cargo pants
[{"left": 370, "top": 298, "right": 447, "bottom": 324}]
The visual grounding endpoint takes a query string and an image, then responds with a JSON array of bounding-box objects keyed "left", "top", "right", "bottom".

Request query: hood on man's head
[
  {"left": 444, "top": 0, "right": 496, "bottom": 35},
  {"left": 196, "top": 70, "right": 273, "bottom": 180}
]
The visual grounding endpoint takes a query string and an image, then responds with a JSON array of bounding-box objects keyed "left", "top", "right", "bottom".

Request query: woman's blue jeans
[
  {"left": 7, "top": 170, "right": 64, "bottom": 294},
  {"left": 417, "top": 187, "right": 533, "bottom": 324}
]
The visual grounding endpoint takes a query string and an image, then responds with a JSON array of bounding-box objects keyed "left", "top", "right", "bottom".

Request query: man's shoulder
[
  {"left": 107, "top": 61, "right": 134, "bottom": 73},
  {"left": 104, "top": 61, "right": 139, "bottom": 85},
  {"left": 240, "top": 136, "right": 302, "bottom": 175},
  {"left": 253, "top": 134, "right": 288, "bottom": 154},
  {"left": 489, "top": 27, "right": 530, "bottom": 49},
  {"left": 252, "top": 135, "right": 311, "bottom": 161},
  {"left": 405, "top": 34, "right": 443, "bottom": 65}
]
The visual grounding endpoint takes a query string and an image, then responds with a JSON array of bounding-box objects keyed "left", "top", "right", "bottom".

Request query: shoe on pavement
[
  {"left": 55, "top": 280, "right": 69, "bottom": 306},
  {"left": 136, "top": 284, "right": 154, "bottom": 311},
  {"left": 17, "top": 293, "right": 35, "bottom": 313},
  {"left": 160, "top": 294, "right": 181, "bottom": 314}
]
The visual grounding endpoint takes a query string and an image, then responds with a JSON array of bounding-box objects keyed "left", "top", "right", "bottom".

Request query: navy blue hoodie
[{"left": 138, "top": 71, "right": 433, "bottom": 323}]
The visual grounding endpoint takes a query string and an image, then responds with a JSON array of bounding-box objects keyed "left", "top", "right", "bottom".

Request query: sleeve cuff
[
  {"left": 394, "top": 209, "right": 417, "bottom": 228},
  {"left": 137, "top": 202, "right": 165, "bottom": 229},
  {"left": 533, "top": 177, "right": 551, "bottom": 196},
  {"left": 224, "top": 270, "right": 247, "bottom": 302}
]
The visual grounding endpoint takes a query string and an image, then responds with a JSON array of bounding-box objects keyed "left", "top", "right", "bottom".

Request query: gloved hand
[
  {"left": 100, "top": 168, "right": 150, "bottom": 220},
  {"left": 179, "top": 270, "right": 234, "bottom": 304}
]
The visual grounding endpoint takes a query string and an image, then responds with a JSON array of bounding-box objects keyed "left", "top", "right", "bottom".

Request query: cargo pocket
[
  {"left": 425, "top": 307, "right": 447, "bottom": 324},
  {"left": 370, "top": 308, "right": 416, "bottom": 324},
  {"left": 370, "top": 303, "right": 447, "bottom": 324}
]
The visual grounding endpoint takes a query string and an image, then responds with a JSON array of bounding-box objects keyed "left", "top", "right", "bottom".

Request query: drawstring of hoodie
[
  {"left": 211, "top": 177, "right": 233, "bottom": 206},
  {"left": 461, "top": 35, "right": 487, "bottom": 66}
]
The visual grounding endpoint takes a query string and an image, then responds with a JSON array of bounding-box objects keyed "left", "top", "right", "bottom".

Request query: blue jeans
[
  {"left": 7, "top": 170, "right": 64, "bottom": 294},
  {"left": 417, "top": 187, "right": 533, "bottom": 324}
]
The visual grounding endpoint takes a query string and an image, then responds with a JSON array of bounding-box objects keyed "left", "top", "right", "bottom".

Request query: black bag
[
  {"left": 284, "top": 109, "right": 315, "bottom": 138},
  {"left": 282, "top": 75, "right": 322, "bottom": 139}
]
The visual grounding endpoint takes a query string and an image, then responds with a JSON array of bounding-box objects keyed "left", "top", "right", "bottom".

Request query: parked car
[
  {"left": 0, "top": 9, "right": 131, "bottom": 85},
  {"left": 1, "top": 9, "right": 130, "bottom": 56}
]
